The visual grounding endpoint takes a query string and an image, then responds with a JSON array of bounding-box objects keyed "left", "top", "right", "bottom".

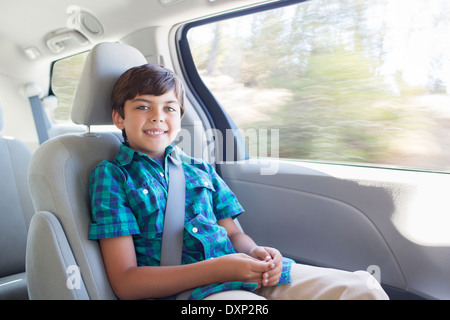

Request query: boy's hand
[
  {"left": 217, "top": 218, "right": 283, "bottom": 287},
  {"left": 249, "top": 246, "right": 283, "bottom": 287},
  {"left": 216, "top": 253, "right": 272, "bottom": 288}
]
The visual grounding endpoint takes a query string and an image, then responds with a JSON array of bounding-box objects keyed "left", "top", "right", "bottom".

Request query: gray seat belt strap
[
  {"left": 29, "top": 95, "right": 50, "bottom": 145},
  {"left": 160, "top": 150, "right": 186, "bottom": 266}
]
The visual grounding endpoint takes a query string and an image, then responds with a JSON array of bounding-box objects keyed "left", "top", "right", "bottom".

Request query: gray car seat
[
  {"left": 26, "top": 42, "right": 147, "bottom": 299},
  {"left": 0, "top": 106, "right": 34, "bottom": 300}
]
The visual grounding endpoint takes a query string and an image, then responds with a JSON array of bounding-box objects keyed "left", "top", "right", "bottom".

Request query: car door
[{"left": 174, "top": 0, "right": 450, "bottom": 299}]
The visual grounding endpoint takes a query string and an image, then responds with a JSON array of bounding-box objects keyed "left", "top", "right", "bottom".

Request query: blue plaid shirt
[{"left": 89, "top": 143, "right": 292, "bottom": 299}]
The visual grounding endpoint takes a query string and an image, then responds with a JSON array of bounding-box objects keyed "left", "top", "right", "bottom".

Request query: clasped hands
[
  {"left": 218, "top": 246, "right": 283, "bottom": 289},
  {"left": 249, "top": 246, "right": 283, "bottom": 288}
]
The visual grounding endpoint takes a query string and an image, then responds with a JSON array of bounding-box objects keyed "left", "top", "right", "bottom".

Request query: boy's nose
[{"left": 150, "top": 111, "right": 164, "bottom": 122}]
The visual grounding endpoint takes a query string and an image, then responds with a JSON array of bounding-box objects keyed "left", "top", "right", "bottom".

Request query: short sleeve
[{"left": 88, "top": 161, "right": 140, "bottom": 240}]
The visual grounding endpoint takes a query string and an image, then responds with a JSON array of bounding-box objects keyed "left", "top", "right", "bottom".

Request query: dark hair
[{"left": 111, "top": 64, "right": 185, "bottom": 142}]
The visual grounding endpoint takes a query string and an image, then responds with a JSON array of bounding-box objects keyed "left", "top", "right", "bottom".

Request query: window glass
[
  {"left": 186, "top": 0, "right": 450, "bottom": 171},
  {"left": 51, "top": 51, "right": 88, "bottom": 122}
]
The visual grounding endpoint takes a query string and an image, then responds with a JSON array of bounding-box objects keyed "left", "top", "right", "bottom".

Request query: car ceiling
[{"left": 0, "top": 0, "right": 271, "bottom": 77}]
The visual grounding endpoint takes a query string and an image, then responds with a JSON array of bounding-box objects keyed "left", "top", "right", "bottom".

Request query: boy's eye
[
  {"left": 137, "top": 105, "right": 149, "bottom": 110},
  {"left": 165, "top": 106, "right": 177, "bottom": 112}
]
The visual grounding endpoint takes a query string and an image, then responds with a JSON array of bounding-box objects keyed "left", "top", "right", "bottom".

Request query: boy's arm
[
  {"left": 218, "top": 217, "right": 283, "bottom": 287},
  {"left": 99, "top": 234, "right": 272, "bottom": 300}
]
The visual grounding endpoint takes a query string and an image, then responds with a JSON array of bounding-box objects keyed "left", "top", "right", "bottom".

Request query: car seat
[
  {"left": 26, "top": 42, "right": 147, "bottom": 299},
  {"left": 0, "top": 106, "right": 34, "bottom": 300}
]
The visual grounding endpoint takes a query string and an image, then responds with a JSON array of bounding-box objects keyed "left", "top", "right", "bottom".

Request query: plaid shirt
[{"left": 89, "top": 143, "right": 292, "bottom": 299}]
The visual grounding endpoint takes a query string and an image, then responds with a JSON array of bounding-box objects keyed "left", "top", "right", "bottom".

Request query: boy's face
[{"left": 113, "top": 90, "right": 182, "bottom": 158}]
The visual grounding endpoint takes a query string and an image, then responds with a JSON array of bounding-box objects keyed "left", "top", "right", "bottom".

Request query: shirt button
[
  {"left": 159, "top": 172, "right": 164, "bottom": 177},
  {"left": 143, "top": 189, "right": 148, "bottom": 195},
  {"left": 192, "top": 227, "right": 198, "bottom": 233},
  {"left": 203, "top": 181, "right": 209, "bottom": 187}
]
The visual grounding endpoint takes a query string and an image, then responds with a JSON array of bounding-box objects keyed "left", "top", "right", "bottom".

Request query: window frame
[{"left": 176, "top": 0, "right": 450, "bottom": 174}]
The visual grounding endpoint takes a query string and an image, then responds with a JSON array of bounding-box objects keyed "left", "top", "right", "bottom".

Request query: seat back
[
  {"left": 0, "top": 106, "right": 34, "bottom": 299},
  {"left": 26, "top": 42, "right": 147, "bottom": 299}
]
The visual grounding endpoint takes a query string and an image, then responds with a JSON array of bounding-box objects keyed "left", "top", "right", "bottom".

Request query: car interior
[{"left": 1, "top": 0, "right": 450, "bottom": 300}]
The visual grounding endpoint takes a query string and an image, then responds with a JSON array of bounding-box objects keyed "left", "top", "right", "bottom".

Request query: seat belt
[
  {"left": 29, "top": 95, "right": 50, "bottom": 144},
  {"left": 160, "top": 149, "right": 186, "bottom": 266},
  {"left": 24, "top": 83, "right": 50, "bottom": 145}
]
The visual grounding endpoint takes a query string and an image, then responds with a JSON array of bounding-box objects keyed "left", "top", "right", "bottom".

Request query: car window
[
  {"left": 185, "top": 0, "right": 450, "bottom": 172},
  {"left": 51, "top": 51, "right": 89, "bottom": 122}
]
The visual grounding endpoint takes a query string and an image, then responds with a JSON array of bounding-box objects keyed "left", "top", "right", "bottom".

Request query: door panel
[{"left": 219, "top": 159, "right": 450, "bottom": 299}]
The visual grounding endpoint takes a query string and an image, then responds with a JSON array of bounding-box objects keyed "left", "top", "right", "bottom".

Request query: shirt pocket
[
  {"left": 186, "top": 170, "right": 216, "bottom": 192},
  {"left": 127, "top": 181, "right": 164, "bottom": 229},
  {"left": 186, "top": 174, "right": 217, "bottom": 223}
]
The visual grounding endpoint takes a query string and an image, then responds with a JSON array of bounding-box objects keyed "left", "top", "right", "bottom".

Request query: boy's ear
[{"left": 112, "top": 110, "right": 125, "bottom": 130}]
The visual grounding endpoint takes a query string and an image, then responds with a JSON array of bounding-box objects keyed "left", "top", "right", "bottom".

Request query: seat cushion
[
  {"left": 0, "top": 272, "right": 28, "bottom": 300},
  {"left": 0, "top": 137, "right": 33, "bottom": 300}
]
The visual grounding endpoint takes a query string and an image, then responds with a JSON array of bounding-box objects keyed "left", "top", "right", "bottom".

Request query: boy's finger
[
  {"left": 265, "top": 247, "right": 282, "bottom": 261},
  {"left": 252, "top": 247, "right": 271, "bottom": 261},
  {"left": 261, "top": 270, "right": 281, "bottom": 287},
  {"left": 250, "top": 259, "right": 272, "bottom": 273}
]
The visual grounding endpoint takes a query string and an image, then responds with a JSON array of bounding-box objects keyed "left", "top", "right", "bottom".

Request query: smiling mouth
[{"left": 144, "top": 129, "right": 166, "bottom": 136}]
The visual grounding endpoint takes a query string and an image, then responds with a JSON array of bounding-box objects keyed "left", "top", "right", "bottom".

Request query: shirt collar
[{"left": 115, "top": 143, "right": 175, "bottom": 167}]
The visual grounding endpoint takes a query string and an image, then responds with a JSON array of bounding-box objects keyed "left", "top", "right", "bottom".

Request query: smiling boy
[
  {"left": 89, "top": 64, "right": 388, "bottom": 300},
  {"left": 113, "top": 90, "right": 181, "bottom": 159}
]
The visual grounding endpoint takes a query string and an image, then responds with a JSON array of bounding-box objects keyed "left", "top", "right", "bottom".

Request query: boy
[{"left": 89, "top": 64, "right": 388, "bottom": 300}]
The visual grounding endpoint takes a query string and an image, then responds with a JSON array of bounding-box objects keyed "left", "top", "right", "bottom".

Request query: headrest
[{"left": 71, "top": 42, "right": 147, "bottom": 126}]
